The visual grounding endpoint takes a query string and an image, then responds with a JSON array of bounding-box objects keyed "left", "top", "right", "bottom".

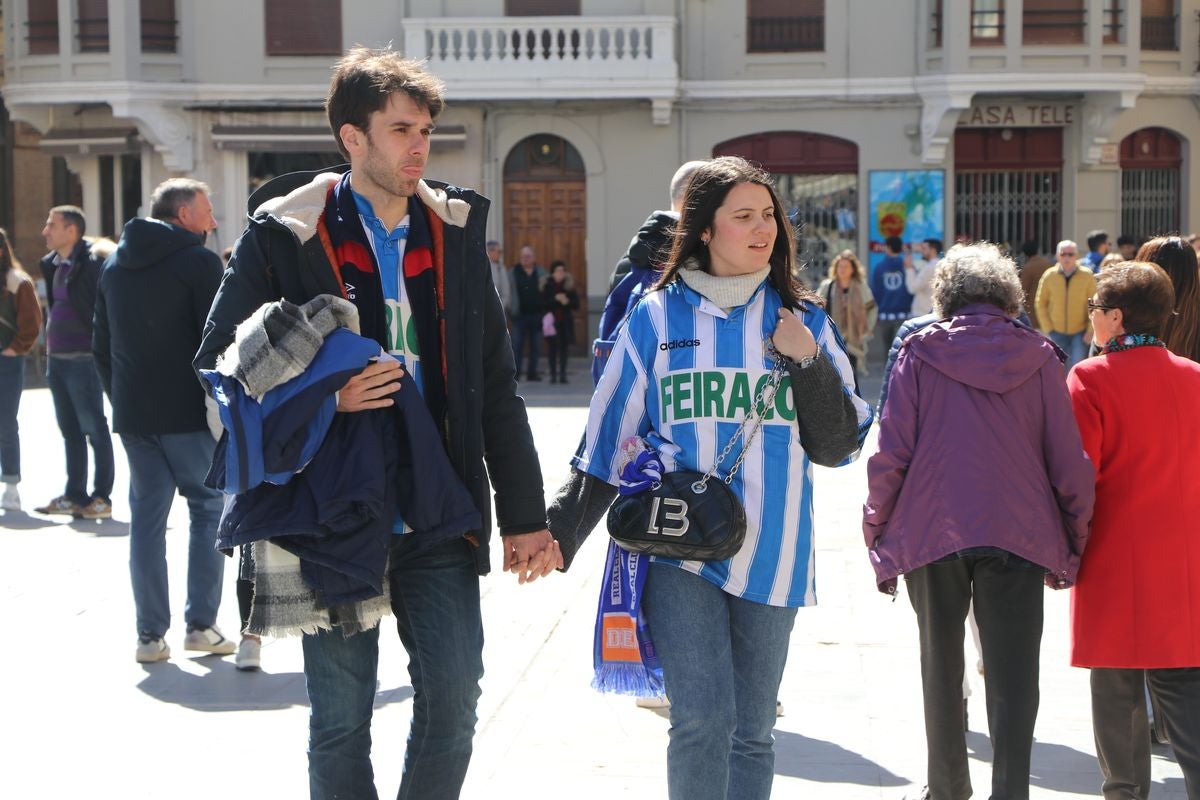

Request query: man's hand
[
  {"left": 337, "top": 360, "right": 404, "bottom": 412},
  {"left": 503, "top": 529, "right": 562, "bottom": 584},
  {"left": 1, "top": 347, "right": 15, "bottom": 356}
]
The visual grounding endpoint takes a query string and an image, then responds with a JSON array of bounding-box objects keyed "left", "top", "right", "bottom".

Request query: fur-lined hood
[{"left": 254, "top": 172, "right": 472, "bottom": 244}]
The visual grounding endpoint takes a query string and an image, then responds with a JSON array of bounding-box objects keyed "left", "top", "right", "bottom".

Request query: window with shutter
[
  {"left": 264, "top": 0, "right": 342, "bottom": 56},
  {"left": 1141, "top": 0, "right": 1177, "bottom": 50},
  {"left": 747, "top": 0, "right": 824, "bottom": 53},
  {"left": 971, "top": 0, "right": 1005, "bottom": 45},
  {"left": 77, "top": 0, "right": 109, "bottom": 53},
  {"left": 141, "top": 0, "right": 177, "bottom": 53},
  {"left": 26, "top": 0, "right": 58, "bottom": 55},
  {"left": 1022, "top": 0, "right": 1085, "bottom": 45}
]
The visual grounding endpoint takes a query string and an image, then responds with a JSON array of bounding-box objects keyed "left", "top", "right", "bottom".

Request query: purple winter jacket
[{"left": 863, "top": 304, "right": 1095, "bottom": 594}]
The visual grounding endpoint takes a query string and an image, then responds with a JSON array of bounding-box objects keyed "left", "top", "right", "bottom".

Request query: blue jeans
[
  {"left": 123, "top": 432, "right": 225, "bottom": 637},
  {"left": 46, "top": 356, "right": 114, "bottom": 503},
  {"left": 510, "top": 313, "right": 542, "bottom": 378},
  {"left": 0, "top": 354, "right": 25, "bottom": 482},
  {"left": 1048, "top": 330, "right": 1087, "bottom": 371},
  {"left": 643, "top": 563, "right": 798, "bottom": 800},
  {"left": 302, "top": 536, "right": 484, "bottom": 800}
]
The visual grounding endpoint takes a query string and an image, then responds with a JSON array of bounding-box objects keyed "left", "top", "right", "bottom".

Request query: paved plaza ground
[{"left": 0, "top": 365, "right": 1187, "bottom": 798}]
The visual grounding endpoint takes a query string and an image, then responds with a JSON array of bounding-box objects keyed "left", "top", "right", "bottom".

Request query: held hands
[
  {"left": 503, "top": 529, "right": 563, "bottom": 585},
  {"left": 771, "top": 309, "right": 818, "bottom": 363},
  {"left": 337, "top": 359, "right": 405, "bottom": 412}
]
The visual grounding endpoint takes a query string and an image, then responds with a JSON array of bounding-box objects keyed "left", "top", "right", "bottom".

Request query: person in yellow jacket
[{"left": 1035, "top": 239, "right": 1095, "bottom": 369}]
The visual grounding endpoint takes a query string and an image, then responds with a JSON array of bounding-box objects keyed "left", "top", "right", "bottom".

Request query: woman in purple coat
[{"left": 864, "top": 243, "right": 1095, "bottom": 800}]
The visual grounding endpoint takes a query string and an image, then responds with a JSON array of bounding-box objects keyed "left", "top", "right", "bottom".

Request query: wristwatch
[{"left": 790, "top": 352, "right": 819, "bottom": 370}]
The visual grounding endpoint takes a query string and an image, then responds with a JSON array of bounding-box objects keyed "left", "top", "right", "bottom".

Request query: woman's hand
[
  {"left": 772, "top": 309, "right": 818, "bottom": 362},
  {"left": 1, "top": 347, "right": 15, "bottom": 357}
]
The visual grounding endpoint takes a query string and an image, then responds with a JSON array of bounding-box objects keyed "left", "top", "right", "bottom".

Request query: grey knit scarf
[{"left": 679, "top": 261, "right": 772, "bottom": 311}]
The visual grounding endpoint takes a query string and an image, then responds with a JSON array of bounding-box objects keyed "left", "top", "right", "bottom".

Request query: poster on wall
[{"left": 867, "top": 170, "right": 945, "bottom": 278}]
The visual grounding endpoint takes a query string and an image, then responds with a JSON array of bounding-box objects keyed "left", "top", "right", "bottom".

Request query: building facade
[{"left": 3, "top": 0, "right": 1198, "bottom": 337}]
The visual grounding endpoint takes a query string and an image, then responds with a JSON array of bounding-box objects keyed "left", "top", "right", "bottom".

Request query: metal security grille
[
  {"left": 774, "top": 173, "right": 858, "bottom": 288},
  {"left": 1121, "top": 168, "right": 1179, "bottom": 240},
  {"left": 955, "top": 170, "right": 1060, "bottom": 256}
]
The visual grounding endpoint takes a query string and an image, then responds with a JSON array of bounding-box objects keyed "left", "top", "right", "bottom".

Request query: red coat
[{"left": 1067, "top": 346, "right": 1200, "bottom": 668}]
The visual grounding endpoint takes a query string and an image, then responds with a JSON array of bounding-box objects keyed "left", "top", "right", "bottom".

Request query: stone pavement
[{"left": 0, "top": 367, "right": 1187, "bottom": 799}]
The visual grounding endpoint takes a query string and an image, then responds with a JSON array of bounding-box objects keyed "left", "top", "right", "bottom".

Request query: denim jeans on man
[
  {"left": 1048, "top": 330, "right": 1087, "bottom": 371},
  {"left": 46, "top": 355, "right": 114, "bottom": 503},
  {"left": 643, "top": 563, "right": 798, "bottom": 800},
  {"left": 302, "top": 535, "right": 484, "bottom": 800},
  {"left": 123, "top": 431, "right": 225, "bottom": 637},
  {"left": 510, "top": 313, "right": 543, "bottom": 378},
  {"left": 0, "top": 354, "right": 25, "bottom": 482}
]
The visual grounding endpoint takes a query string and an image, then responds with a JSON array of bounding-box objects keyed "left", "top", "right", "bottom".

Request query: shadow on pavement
[
  {"left": 0, "top": 511, "right": 60, "bottom": 530},
  {"left": 965, "top": 731, "right": 1160, "bottom": 795},
  {"left": 136, "top": 657, "right": 414, "bottom": 712},
  {"left": 773, "top": 729, "right": 910, "bottom": 786},
  {"left": 68, "top": 518, "right": 129, "bottom": 537}
]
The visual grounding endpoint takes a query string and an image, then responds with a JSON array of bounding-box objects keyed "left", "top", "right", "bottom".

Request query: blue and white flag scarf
[{"left": 591, "top": 438, "right": 666, "bottom": 696}]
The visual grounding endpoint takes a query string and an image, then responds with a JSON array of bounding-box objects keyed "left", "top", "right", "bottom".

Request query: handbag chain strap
[{"left": 692, "top": 345, "right": 788, "bottom": 493}]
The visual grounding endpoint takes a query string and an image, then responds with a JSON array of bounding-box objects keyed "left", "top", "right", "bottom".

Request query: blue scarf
[{"left": 591, "top": 445, "right": 666, "bottom": 696}]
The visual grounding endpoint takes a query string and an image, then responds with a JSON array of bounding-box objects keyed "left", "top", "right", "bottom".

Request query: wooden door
[{"left": 504, "top": 179, "right": 587, "bottom": 347}]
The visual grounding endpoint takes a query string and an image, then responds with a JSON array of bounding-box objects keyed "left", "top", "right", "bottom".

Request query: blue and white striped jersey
[{"left": 573, "top": 279, "right": 873, "bottom": 607}]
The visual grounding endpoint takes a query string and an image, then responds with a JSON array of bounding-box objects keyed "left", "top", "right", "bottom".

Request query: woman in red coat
[{"left": 1067, "top": 261, "right": 1200, "bottom": 798}]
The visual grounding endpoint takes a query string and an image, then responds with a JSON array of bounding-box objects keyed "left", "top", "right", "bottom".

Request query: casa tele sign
[{"left": 958, "top": 103, "right": 1075, "bottom": 127}]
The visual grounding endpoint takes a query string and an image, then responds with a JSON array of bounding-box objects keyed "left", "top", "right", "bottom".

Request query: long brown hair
[
  {"left": 1135, "top": 236, "right": 1200, "bottom": 362},
  {"left": 0, "top": 227, "right": 25, "bottom": 282},
  {"left": 652, "top": 156, "right": 818, "bottom": 309}
]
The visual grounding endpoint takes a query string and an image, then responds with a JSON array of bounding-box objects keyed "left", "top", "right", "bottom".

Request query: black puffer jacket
[
  {"left": 195, "top": 166, "right": 547, "bottom": 575},
  {"left": 94, "top": 219, "right": 222, "bottom": 434}
]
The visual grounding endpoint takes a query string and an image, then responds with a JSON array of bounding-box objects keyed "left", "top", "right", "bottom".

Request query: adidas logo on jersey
[{"left": 659, "top": 338, "right": 701, "bottom": 351}]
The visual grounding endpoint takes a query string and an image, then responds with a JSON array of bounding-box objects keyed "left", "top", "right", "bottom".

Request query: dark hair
[
  {"left": 50, "top": 205, "right": 86, "bottom": 238},
  {"left": 923, "top": 238, "right": 943, "bottom": 253},
  {"left": 885, "top": 236, "right": 903, "bottom": 254},
  {"left": 1116, "top": 234, "right": 1137, "bottom": 248},
  {"left": 0, "top": 227, "right": 23, "bottom": 280},
  {"left": 326, "top": 46, "right": 446, "bottom": 160},
  {"left": 1134, "top": 236, "right": 1200, "bottom": 361},
  {"left": 653, "top": 156, "right": 817, "bottom": 310},
  {"left": 150, "top": 178, "right": 210, "bottom": 222},
  {"left": 549, "top": 259, "right": 566, "bottom": 271},
  {"left": 1086, "top": 229, "right": 1109, "bottom": 251},
  {"left": 1020, "top": 240, "right": 1039, "bottom": 258},
  {"left": 1095, "top": 261, "right": 1176, "bottom": 339}
]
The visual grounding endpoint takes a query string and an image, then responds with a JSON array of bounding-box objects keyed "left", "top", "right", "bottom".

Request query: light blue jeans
[
  {"left": 643, "top": 563, "right": 798, "bottom": 800},
  {"left": 1048, "top": 330, "right": 1087, "bottom": 371},
  {"left": 123, "top": 431, "right": 225, "bottom": 638}
]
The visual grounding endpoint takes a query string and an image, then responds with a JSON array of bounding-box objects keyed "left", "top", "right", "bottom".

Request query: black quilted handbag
[{"left": 607, "top": 469, "right": 747, "bottom": 561}]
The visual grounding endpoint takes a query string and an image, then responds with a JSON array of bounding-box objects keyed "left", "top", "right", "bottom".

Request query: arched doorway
[
  {"left": 503, "top": 133, "right": 587, "bottom": 346},
  {"left": 713, "top": 131, "right": 859, "bottom": 287},
  {"left": 1120, "top": 127, "right": 1182, "bottom": 240}
]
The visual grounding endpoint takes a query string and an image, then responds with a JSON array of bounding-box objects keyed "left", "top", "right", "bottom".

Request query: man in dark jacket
[
  {"left": 194, "top": 47, "right": 558, "bottom": 800},
  {"left": 94, "top": 178, "right": 234, "bottom": 664},
  {"left": 34, "top": 205, "right": 115, "bottom": 520}
]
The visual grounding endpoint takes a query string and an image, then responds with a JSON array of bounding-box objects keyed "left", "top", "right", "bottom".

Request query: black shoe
[{"left": 527, "top": 373, "right": 542, "bottom": 381}]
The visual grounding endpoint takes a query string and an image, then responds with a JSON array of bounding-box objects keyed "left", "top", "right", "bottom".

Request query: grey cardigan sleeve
[
  {"left": 546, "top": 467, "right": 619, "bottom": 572},
  {"left": 786, "top": 351, "right": 861, "bottom": 467}
]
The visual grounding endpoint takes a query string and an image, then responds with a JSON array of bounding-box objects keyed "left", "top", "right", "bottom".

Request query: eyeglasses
[
  {"left": 1059, "top": 251, "right": 1077, "bottom": 257},
  {"left": 1087, "top": 299, "right": 1116, "bottom": 312}
]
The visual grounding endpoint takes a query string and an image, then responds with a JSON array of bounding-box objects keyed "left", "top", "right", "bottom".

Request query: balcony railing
[
  {"left": 970, "top": 9, "right": 1006, "bottom": 45},
  {"left": 1142, "top": 15, "right": 1178, "bottom": 51},
  {"left": 747, "top": 15, "right": 824, "bottom": 53},
  {"left": 403, "top": 16, "right": 674, "bottom": 83},
  {"left": 1023, "top": 8, "right": 1086, "bottom": 45},
  {"left": 76, "top": 16, "right": 109, "bottom": 53}
]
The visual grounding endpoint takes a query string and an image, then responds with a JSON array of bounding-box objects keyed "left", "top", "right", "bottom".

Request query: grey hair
[
  {"left": 932, "top": 242, "right": 1024, "bottom": 318},
  {"left": 1056, "top": 239, "right": 1077, "bottom": 257},
  {"left": 150, "top": 178, "right": 210, "bottom": 222}
]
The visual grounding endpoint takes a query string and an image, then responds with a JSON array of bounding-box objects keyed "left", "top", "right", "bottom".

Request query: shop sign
[{"left": 958, "top": 103, "right": 1075, "bottom": 128}]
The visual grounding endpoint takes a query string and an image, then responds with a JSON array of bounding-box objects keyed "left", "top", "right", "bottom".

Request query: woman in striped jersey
[{"left": 550, "top": 157, "right": 873, "bottom": 799}]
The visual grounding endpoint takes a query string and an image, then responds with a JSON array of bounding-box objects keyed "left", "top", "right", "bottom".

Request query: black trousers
[
  {"left": 906, "top": 553, "right": 1045, "bottom": 800},
  {"left": 1091, "top": 667, "right": 1200, "bottom": 799}
]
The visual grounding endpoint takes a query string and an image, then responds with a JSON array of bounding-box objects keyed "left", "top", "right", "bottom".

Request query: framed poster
[{"left": 867, "top": 170, "right": 945, "bottom": 277}]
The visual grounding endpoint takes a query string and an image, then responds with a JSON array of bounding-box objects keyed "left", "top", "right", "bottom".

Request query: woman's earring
[{"left": 700, "top": 236, "right": 710, "bottom": 246}]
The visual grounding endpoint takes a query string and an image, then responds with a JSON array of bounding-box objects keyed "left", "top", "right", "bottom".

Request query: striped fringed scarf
[{"left": 591, "top": 438, "right": 665, "bottom": 696}]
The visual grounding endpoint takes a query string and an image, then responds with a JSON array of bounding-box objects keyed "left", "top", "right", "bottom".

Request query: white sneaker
[
  {"left": 1, "top": 484, "right": 19, "bottom": 511},
  {"left": 235, "top": 638, "right": 262, "bottom": 671},
  {"left": 183, "top": 625, "right": 237, "bottom": 655},
  {"left": 136, "top": 635, "right": 170, "bottom": 663}
]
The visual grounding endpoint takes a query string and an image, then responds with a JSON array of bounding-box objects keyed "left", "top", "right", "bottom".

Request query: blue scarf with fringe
[{"left": 591, "top": 446, "right": 666, "bottom": 696}]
